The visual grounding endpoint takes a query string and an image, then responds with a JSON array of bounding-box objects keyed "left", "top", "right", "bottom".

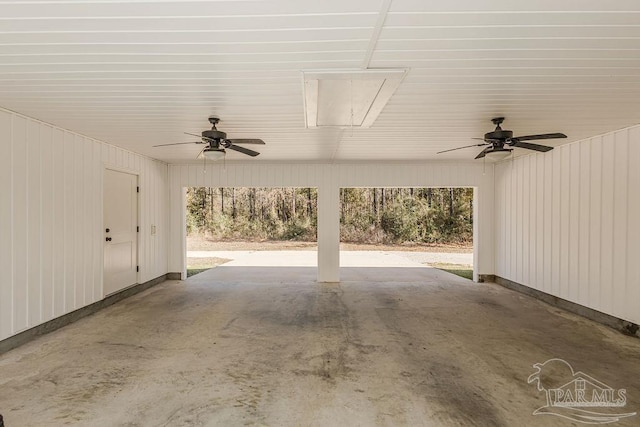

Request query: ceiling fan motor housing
[
  {"left": 484, "top": 129, "right": 513, "bottom": 141},
  {"left": 202, "top": 129, "right": 227, "bottom": 141}
]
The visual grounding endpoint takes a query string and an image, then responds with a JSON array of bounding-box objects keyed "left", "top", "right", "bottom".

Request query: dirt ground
[{"left": 187, "top": 235, "right": 473, "bottom": 253}]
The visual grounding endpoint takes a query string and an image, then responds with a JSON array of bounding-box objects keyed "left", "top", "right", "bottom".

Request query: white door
[{"left": 104, "top": 169, "right": 138, "bottom": 295}]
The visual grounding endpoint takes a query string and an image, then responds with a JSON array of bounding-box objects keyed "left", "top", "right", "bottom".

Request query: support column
[
  {"left": 168, "top": 182, "right": 187, "bottom": 280},
  {"left": 472, "top": 187, "right": 479, "bottom": 282},
  {"left": 474, "top": 179, "right": 495, "bottom": 282},
  {"left": 317, "top": 184, "right": 340, "bottom": 282}
]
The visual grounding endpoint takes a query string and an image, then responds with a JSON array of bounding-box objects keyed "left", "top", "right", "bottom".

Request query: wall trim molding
[
  {"left": 0, "top": 274, "right": 179, "bottom": 355},
  {"left": 493, "top": 276, "right": 639, "bottom": 338}
]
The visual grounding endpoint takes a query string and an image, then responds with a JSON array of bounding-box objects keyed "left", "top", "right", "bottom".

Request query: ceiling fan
[
  {"left": 438, "top": 117, "right": 567, "bottom": 160},
  {"left": 153, "top": 116, "right": 265, "bottom": 160}
]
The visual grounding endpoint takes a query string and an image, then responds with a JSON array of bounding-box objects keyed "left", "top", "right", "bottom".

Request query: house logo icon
[{"left": 528, "top": 358, "right": 636, "bottom": 424}]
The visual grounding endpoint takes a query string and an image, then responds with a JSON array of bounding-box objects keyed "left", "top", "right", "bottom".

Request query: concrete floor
[
  {"left": 1, "top": 251, "right": 639, "bottom": 426},
  {"left": 186, "top": 250, "right": 474, "bottom": 267}
]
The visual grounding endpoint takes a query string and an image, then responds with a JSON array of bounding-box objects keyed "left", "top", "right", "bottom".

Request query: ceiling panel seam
[{"left": 361, "top": 0, "right": 393, "bottom": 69}]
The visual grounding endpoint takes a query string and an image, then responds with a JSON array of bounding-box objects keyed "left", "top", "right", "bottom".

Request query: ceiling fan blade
[
  {"left": 475, "top": 147, "right": 491, "bottom": 159},
  {"left": 226, "top": 138, "right": 265, "bottom": 145},
  {"left": 227, "top": 144, "right": 260, "bottom": 157},
  {"left": 511, "top": 133, "right": 566, "bottom": 141},
  {"left": 196, "top": 147, "right": 206, "bottom": 159},
  {"left": 184, "top": 131, "right": 217, "bottom": 143},
  {"left": 153, "top": 141, "right": 200, "bottom": 147},
  {"left": 184, "top": 131, "right": 204, "bottom": 139},
  {"left": 510, "top": 141, "right": 554, "bottom": 152},
  {"left": 437, "top": 143, "right": 487, "bottom": 154}
]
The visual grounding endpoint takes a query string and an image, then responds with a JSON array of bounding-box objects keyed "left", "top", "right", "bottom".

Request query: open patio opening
[
  {"left": 186, "top": 187, "right": 318, "bottom": 277},
  {"left": 339, "top": 187, "right": 474, "bottom": 281}
]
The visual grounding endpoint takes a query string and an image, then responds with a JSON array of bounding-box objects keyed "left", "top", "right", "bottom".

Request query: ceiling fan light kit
[
  {"left": 153, "top": 116, "right": 265, "bottom": 161},
  {"left": 485, "top": 149, "right": 512, "bottom": 161},
  {"left": 201, "top": 148, "right": 226, "bottom": 161},
  {"left": 437, "top": 117, "right": 567, "bottom": 160}
]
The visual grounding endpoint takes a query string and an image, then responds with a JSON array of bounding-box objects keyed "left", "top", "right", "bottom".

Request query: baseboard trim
[
  {"left": 493, "top": 275, "right": 639, "bottom": 338},
  {"left": 0, "top": 273, "right": 179, "bottom": 355},
  {"left": 477, "top": 274, "right": 495, "bottom": 283},
  {"left": 166, "top": 272, "right": 182, "bottom": 280}
]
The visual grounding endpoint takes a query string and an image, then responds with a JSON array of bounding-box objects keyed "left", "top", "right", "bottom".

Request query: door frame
[{"left": 102, "top": 165, "right": 140, "bottom": 296}]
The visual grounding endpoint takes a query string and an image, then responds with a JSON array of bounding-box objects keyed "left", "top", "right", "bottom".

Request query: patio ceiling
[{"left": 2, "top": 0, "right": 640, "bottom": 163}]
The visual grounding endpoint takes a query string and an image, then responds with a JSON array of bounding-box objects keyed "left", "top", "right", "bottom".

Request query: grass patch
[
  {"left": 429, "top": 263, "right": 473, "bottom": 280},
  {"left": 186, "top": 257, "right": 232, "bottom": 278},
  {"left": 187, "top": 268, "right": 211, "bottom": 277}
]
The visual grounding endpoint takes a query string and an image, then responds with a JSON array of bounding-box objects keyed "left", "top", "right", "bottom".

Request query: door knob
[{"left": 106, "top": 237, "right": 112, "bottom": 242}]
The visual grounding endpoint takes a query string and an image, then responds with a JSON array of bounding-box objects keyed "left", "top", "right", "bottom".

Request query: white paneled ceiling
[{"left": 2, "top": 0, "right": 640, "bottom": 163}]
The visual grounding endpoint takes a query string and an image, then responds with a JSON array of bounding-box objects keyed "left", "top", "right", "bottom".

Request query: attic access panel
[{"left": 303, "top": 69, "right": 406, "bottom": 129}]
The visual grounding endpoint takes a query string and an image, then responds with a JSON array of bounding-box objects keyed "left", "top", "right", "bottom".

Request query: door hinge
[
  {"left": 136, "top": 266, "right": 139, "bottom": 272},
  {"left": 136, "top": 226, "right": 139, "bottom": 232},
  {"left": 137, "top": 186, "right": 139, "bottom": 193}
]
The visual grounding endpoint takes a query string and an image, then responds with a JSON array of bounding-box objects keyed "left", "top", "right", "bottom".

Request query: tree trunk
[
  {"left": 373, "top": 188, "right": 378, "bottom": 219},
  {"left": 427, "top": 188, "right": 432, "bottom": 208},
  {"left": 220, "top": 188, "right": 224, "bottom": 214},
  {"left": 209, "top": 188, "right": 214, "bottom": 218},
  {"left": 307, "top": 188, "right": 312, "bottom": 216},
  {"left": 291, "top": 188, "right": 296, "bottom": 218},
  {"left": 200, "top": 189, "right": 206, "bottom": 226},
  {"left": 449, "top": 188, "right": 454, "bottom": 217},
  {"left": 249, "top": 188, "right": 256, "bottom": 220},
  {"left": 281, "top": 189, "right": 288, "bottom": 222},
  {"left": 232, "top": 188, "right": 236, "bottom": 220},
  {"left": 381, "top": 188, "right": 385, "bottom": 212}
]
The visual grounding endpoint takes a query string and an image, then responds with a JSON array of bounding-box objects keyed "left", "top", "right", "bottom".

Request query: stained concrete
[
  {"left": 0, "top": 273, "right": 177, "bottom": 355},
  {"left": 1, "top": 251, "right": 639, "bottom": 426}
]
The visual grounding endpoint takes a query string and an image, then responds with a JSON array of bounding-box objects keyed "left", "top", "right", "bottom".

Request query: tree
[{"left": 186, "top": 186, "right": 472, "bottom": 245}]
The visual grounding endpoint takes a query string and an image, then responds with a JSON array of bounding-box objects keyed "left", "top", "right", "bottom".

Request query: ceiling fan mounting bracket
[
  {"left": 208, "top": 116, "right": 220, "bottom": 126},
  {"left": 491, "top": 117, "right": 505, "bottom": 126}
]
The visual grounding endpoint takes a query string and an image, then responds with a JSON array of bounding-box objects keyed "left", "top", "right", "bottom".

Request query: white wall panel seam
[
  {"left": 623, "top": 129, "right": 631, "bottom": 320},
  {"left": 0, "top": 108, "right": 169, "bottom": 341},
  {"left": 494, "top": 125, "right": 640, "bottom": 324},
  {"left": 8, "top": 114, "right": 13, "bottom": 335}
]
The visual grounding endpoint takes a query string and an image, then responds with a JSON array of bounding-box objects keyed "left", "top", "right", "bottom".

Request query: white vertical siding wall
[
  {"left": 495, "top": 126, "right": 640, "bottom": 324},
  {"left": 167, "top": 162, "right": 495, "bottom": 278},
  {"left": 0, "top": 108, "right": 169, "bottom": 341}
]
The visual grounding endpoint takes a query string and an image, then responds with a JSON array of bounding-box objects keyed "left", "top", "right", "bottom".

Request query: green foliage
[
  {"left": 186, "top": 186, "right": 473, "bottom": 245},
  {"left": 340, "top": 188, "right": 473, "bottom": 245},
  {"left": 282, "top": 218, "right": 315, "bottom": 241},
  {"left": 380, "top": 197, "right": 429, "bottom": 242},
  {"left": 186, "top": 187, "right": 318, "bottom": 241}
]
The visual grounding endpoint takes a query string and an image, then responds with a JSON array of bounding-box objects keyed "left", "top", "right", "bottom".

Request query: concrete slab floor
[{"left": 1, "top": 251, "right": 639, "bottom": 426}]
